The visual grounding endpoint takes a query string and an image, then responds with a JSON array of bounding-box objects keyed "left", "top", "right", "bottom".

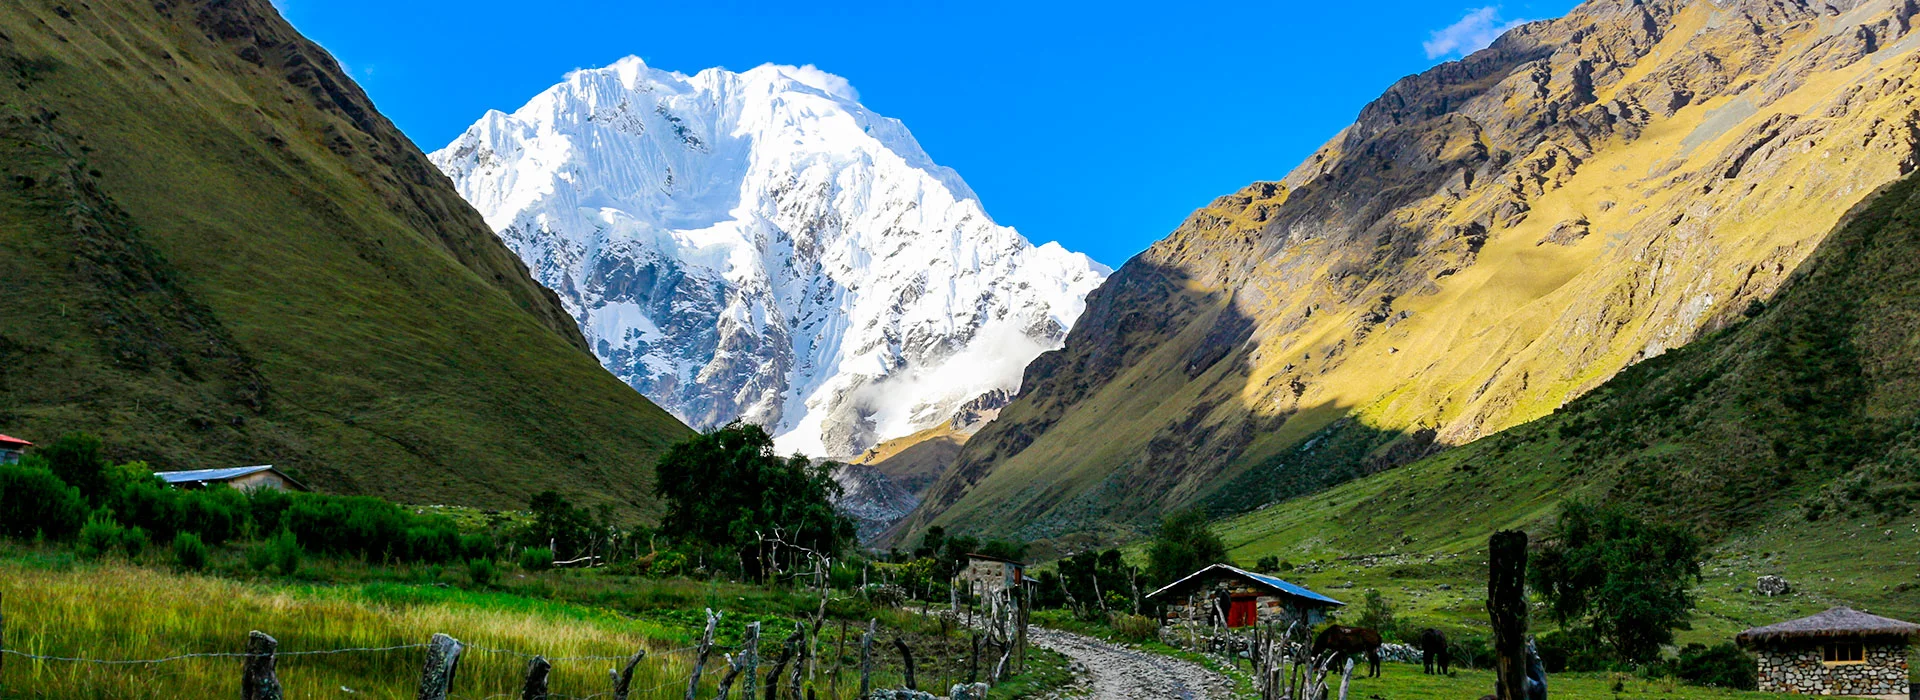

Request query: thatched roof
[{"left": 1736, "top": 607, "right": 1920, "bottom": 647}]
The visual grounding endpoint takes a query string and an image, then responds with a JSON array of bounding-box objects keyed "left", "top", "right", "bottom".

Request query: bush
[
  {"left": 1108, "top": 612, "right": 1158, "bottom": 643},
  {"left": 173, "top": 532, "right": 208, "bottom": 572},
  {"left": 0, "top": 459, "right": 87, "bottom": 539},
  {"left": 648, "top": 551, "right": 687, "bottom": 578},
  {"left": 267, "top": 528, "right": 301, "bottom": 575},
  {"left": 1355, "top": 589, "right": 1400, "bottom": 641},
  {"left": 121, "top": 526, "right": 149, "bottom": 558},
  {"left": 1254, "top": 555, "right": 1280, "bottom": 573},
  {"left": 1672, "top": 642, "right": 1757, "bottom": 690},
  {"left": 246, "top": 540, "right": 275, "bottom": 573},
  {"left": 77, "top": 512, "right": 124, "bottom": 559},
  {"left": 460, "top": 532, "right": 495, "bottom": 560},
  {"left": 39, "top": 433, "right": 109, "bottom": 504},
  {"left": 519, "top": 547, "right": 554, "bottom": 571},
  {"left": 1536, "top": 627, "right": 1609, "bottom": 672},
  {"left": 467, "top": 558, "right": 497, "bottom": 587}
]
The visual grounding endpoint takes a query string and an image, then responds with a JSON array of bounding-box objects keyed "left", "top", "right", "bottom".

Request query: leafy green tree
[
  {"left": 652, "top": 422, "right": 855, "bottom": 579},
  {"left": 40, "top": 433, "right": 109, "bottom": 504},
  {"left": 0, "top": 458, "right": 87, "bottom": 539},
  {"left": 1147, "top": 507, "right": 1227, "bottom": 586},
  {"left": 1530, "top": 501, "right": 1704, "bottom": 664},
  {"left": 1356, "top": 589, "right": 1400, "bottom": 640},
  {"left": 526, "top": 490, "right": 596, "bottom": 558}
]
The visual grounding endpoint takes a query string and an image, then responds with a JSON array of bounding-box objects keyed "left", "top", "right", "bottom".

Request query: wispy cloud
[{"left": 1424, "top": 7, "right": 1529, "bottom": 60}]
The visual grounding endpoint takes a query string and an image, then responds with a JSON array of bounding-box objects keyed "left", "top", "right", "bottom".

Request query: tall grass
[{"left": 0, "top": 557, "right": 1039, "bottom": 698}]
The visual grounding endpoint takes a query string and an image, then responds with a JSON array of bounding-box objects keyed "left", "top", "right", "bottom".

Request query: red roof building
[{"left": 0, "top": 434, "right": 32, "bottom": 464}]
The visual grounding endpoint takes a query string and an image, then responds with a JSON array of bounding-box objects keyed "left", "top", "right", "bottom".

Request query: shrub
[
  {"left": 77, "top": 513, "right": 124, "bottom": 559},
  {"left": 39, "top": 433, "right": 109, "bottom": 504},
  {"left": 173, "top": 532, "right": 208, "bottom": 572},
  {"left": 120, "top": 526, "right": 149, "bottom": 558},
  {"left": 1254, "top": 555, "right": 1280, "bottom": 573},
  {"left": 648, "top": 551, "right": 687, "bottom": 578},
  {"left": 1672, "top": 642, "right": 1757, "bottom": 690},
  {"left": 519, "top": 547, "right": 554, "bottom": 571},
  {"left": 0, "top": 460, "right": 87, "bottom": 539},
  {"left": 1355, "top": 589, "right": 1400, "bottom": 641},
  {"left": 1108, "top": 612, "right": 1157, "bottom": 643},
  {"left": 460, "top": 532, "right": 495, "bottom": 560},
  {"left": 267, "top": 528, "right": 302, "bottom": 575},
  {"left": 246, "top": 540, "right": 275, "bottom": 573},
  {"left": 467, "top": 558, "right": 497, "bottom": 587}
]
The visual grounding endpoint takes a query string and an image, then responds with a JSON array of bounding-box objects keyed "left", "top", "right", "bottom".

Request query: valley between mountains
[{"left": 3, "top": 0, "right": 1920, "bottom": 697}]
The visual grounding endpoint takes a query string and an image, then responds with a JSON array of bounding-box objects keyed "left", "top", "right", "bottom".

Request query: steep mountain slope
[
  {"left": 1210, "top": 164, "right": 1920, "bottom": 640},
  {"left": 905, "top": 0, "right": 1920, "bottom": 544},
  {"left": 0, "top": 0, "right": 690, "bottom": 511},
  {"left": 429, "top": 59, "right": 1108, "bottom": 459}
]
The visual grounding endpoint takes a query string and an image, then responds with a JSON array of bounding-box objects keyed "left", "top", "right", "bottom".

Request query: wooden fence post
[
  {"left": 892, "top": 637, "right": 916, "bottom": 691},
  {"left": 737, "top": 621, "right": 760, "bottom": 698},
  {"left": 787, "top": 622, "right": 805, "bottom": 700},
  {"left": 241, "top": 631, "right": 282, "bottom": 700},
  {"left": 716, "top": 621, "right": 759, "bottom": 700},
  {"left": 766, "top": 623, "right": 803, "bottom": 700},
  {"left": 520, "top": 656, "right": 550, "bottom": 700},
  {"left": 417, "top": 633, "right": 463, "bottom": 700},
  {"left": 610, "top": 649, "right": 646, "bottom": 700},
  {"left": 1488, "top": 530, "right": 1530, "bottom": 700},
  {"left": 858, "top": 619, "right": 874, "bottom": 698},
  {"left": 685, "top": 609, "right": 720, "bottom": 700}
]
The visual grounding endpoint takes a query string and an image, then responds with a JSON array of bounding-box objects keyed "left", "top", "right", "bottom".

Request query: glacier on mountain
[{"left": 429, "top": 57, "right": 1108, "bottom": 458}]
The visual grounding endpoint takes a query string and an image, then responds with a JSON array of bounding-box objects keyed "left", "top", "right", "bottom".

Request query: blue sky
[{"left": 278, "top": 1, "right": 1578, "bottom": 268}]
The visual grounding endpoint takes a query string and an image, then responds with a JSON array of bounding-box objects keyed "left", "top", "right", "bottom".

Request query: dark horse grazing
[
  {"left": 1419, "top": 628, "right": 1451, "bottom": 675},
  {"left": 1312, "top": 626, "right": 1384, "bottom": 678}
]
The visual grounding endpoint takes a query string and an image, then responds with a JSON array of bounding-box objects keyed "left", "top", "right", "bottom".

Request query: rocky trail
[{"left": 1028, "top": 627, "right": 1236, "bottom": 699}]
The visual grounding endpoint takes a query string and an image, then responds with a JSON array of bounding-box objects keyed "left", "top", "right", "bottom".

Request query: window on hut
[{"left": 1821, "top": 641, "right": 1864, "bottom": 664}]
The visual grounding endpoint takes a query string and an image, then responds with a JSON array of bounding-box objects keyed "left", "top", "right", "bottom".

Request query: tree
[
  {"left": 652, "top": 422, "right": 855, "bottom": 579},
  {"left": 40, "top": 432, "right": 109, "bottom": 504},
  {"left": 1530, "top": 501, "right": 1704, "bottom": 664},
  {"left": 1356, "top": 589, "right": 1400, "bottom": 640},
  {"left": 526, "top": 490, "right": 596, "bottom": 558},
  {"left": 1147, "top": 507, "right": 1228, "bottom": 586}
]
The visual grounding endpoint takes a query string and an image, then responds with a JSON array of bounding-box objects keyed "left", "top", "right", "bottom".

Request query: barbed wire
[{"left": 0, "top": 643, "right": 429, "bottom": 665}]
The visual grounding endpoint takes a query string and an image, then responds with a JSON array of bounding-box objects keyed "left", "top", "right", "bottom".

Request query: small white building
[
  {"left": 957, "top": 553, "right": 1026, "bottom": 599},
  {"left": 153, "top": 465, "right": 307, "bottom": 492}
]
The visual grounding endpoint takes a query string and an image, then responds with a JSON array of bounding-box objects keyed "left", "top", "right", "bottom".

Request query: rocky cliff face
[
  {"left": 431, "top": 59, "right": 1108, "bottom": 458},
  {"left": 904, "top": 0, "right": 1920, "bottom": 544}
]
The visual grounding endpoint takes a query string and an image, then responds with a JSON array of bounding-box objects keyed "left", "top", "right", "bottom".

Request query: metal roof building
[{"left": 153, "top": 465, "right": 307, "bottom": 492}]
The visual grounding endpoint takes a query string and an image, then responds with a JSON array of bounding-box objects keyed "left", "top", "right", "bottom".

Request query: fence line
[{"left": 0, "top": 642, "right": 708, "bottom": 666}]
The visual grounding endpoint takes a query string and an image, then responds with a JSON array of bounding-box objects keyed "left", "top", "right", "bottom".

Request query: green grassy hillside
[
  {"left": 1207, "top": 168, "right": 1920, "bottom": 647},
  {"left": 0, "top": 0, "right": 690, "bottom": 512}
]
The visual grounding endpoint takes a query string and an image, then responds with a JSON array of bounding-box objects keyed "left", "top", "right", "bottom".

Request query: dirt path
[{"left": 1028, "top": 627, "right": 1236, "bottom": 699}]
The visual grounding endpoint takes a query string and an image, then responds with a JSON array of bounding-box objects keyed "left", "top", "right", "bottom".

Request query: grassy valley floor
[{"left": 0, "top": 550, "right": 1071, "bottom": 699}]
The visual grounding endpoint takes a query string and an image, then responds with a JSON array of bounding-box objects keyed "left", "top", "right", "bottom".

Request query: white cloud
[{"left": 1424, "top": 7, "right": 1529, "bottom": 60}]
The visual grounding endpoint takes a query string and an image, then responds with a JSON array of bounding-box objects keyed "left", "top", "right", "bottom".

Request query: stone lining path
[{"left": 1027, "top": 627, "right": 1235, "bottom": 699}]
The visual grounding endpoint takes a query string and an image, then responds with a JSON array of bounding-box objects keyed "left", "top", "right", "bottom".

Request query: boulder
[{"left": 1757, "top": 575, "right": 1791, "bottom": 597}]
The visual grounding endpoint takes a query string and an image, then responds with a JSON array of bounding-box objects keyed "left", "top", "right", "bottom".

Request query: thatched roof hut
[{"left": 1736, "top": 607, "right": 1920, "bottom": 647}]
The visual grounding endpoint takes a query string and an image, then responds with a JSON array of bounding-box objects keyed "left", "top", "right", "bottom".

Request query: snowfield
[{"left": 431, "top": 57, "right": 1107, "bottom": 458}]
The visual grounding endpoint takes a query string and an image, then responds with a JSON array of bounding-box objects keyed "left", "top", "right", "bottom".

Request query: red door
[{"left": 1227, "top": 598, "right": 1258, "bottom": 628}]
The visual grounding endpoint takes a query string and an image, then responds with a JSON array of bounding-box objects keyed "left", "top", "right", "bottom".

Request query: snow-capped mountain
[{"left": 430, "top": 57, "right": 1108, "bottom": 458}]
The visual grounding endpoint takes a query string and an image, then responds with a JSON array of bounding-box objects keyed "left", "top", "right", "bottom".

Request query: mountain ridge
[
  {"left": 431, "top": 56, "right": 1108, "bottom": 459},
  {"left": 0, "top": 0, "right": 690, "bottom": 512},
  {"left": 899, "top": 0, "right": 1920, "bottom": 547}
]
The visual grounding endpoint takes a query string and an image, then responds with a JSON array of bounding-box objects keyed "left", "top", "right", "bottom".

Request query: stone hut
[
  {"left": 956, "top": 553, "right": 1024, "bottom": 599},
  {"left": 1146, "top": 564, "right": 1344, "bottom": 629},
  {"left": 1736, "top": 606, "right": 1918, "bottom": 699}
]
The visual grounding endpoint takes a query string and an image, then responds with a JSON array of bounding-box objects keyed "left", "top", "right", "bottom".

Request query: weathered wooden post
[
  {"left": 858, "top": 619, "right": 875, "bottom": 698},
  {"left": 1337, "top": 657, "right": 1356, "bottom": 700},
  {"left": 1488, "top": 530, "right": 1530, "bottom": 700},
  {"left": 968, "top": 633, "right": 980, "bottom": 683},
  {"left": 610, "top": 649, "right": 646, "bottom": 700},
  {"left": 520, "top": 656, "right": 551, "bottom": 700},
  {"left": 685, "top": 609, "right": 720, "bottom": 700},
  {"left": 766, "top": 623, "right": 803, "bottom": 700},
  {"left": 739, "top": 621, "right": 761, "bottom": 700},
  {"left": 241, "top": 631, "right": 282, "bottom": 700},
  {"left": 417, "top": 633, "right": 463, "bottom": 700},
  {"left": 716, "top": 621, "right": 759, "bottom": 699},
  {"left": 892, "top": 637, "right": 916, "bottom": 691}
]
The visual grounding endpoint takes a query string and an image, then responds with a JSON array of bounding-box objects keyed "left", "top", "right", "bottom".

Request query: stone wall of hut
[{"left": 1755, "top": 641, "right": 1909, "bottom": 697}]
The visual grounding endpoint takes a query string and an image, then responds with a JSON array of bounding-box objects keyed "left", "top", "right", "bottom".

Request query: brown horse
[
  {"left": 1312, "top": 625, "right": 1384, "bottom": 678},
  {"left": 1419, "top": 628, "right": 1451, "bottom": 675}
]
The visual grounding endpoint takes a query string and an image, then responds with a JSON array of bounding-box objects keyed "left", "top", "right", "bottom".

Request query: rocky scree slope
[
  {"left": 903, "top": 0, "right": 1920, "bottom": 546},
  {"left": 0, "top": 0, "right": 690, "bottom": 511},
  {"left": 431, "top": 58, "right": 1108, "bottom": 460}
]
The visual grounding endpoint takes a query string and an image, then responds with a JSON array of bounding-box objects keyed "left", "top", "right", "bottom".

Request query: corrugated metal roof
[
  {"left": 153, "top": 465, "right": 278, "bottom": 484},
  {"left": 1145, "top": 563, "right": 1346, "bottom": 607},
  {"left": 0, "top": 434, "right": 32, "bottom": 448}
]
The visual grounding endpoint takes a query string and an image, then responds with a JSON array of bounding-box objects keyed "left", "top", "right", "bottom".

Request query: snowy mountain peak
[{"left": 431, "top": 58, "right": 1109, "bottom": 458}]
